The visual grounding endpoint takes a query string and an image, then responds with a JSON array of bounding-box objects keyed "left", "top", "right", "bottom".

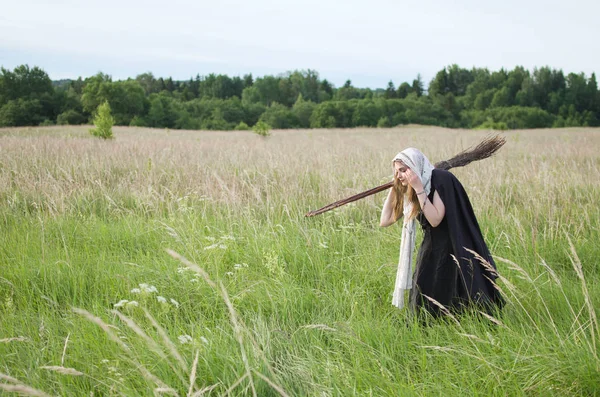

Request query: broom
[{"left": 305, "top": 135, "right": 506, "bottom": 217}]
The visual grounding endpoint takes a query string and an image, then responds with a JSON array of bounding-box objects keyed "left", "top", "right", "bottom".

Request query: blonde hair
[{"left": 391, "top": 173, "right": 420, "bottom": 221}]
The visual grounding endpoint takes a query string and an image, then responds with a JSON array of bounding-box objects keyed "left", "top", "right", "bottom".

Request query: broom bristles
[
  {"left": 305, "top": 135, "right": 506, "bottom": 217},
  {"left": 434, "top": 135, "right": 506, "bottom": 170}
]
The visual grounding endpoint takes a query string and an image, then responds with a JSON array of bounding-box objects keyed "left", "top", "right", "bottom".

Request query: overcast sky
[{"left": 1, "top": 0, "right": 599, "bottom": 88}]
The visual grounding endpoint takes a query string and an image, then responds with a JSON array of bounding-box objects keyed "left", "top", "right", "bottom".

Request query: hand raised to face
[{"left": 402, "top": 168, "right": 424, "bottom": 191}]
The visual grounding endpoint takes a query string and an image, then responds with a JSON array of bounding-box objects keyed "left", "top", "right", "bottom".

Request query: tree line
[{"left": 1, "top": 64, "right": 599, "bottom": 130}]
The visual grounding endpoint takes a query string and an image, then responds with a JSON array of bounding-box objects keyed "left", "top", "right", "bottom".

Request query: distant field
[{"left": 1, "top": 125, "right": 599, "bottom": 396}]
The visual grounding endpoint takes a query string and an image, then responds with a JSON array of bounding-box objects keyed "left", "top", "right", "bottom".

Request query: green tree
[
  {"left": 352, "top": 100, "right": 381, "bottom": 126},
  {"left": 252, "top": 120, "right": 271, "bottom": 136},
  {"left": 0, "top": 65, "right": 56, "bottom": 125},
  {"left": 292, "top": 94, "right": 317, "bottom": 128},
  {"left": 57, "top": 109, "right": 86, "bottom": 125},
  {"left": 397, "top": 82, "right": 412, "bottom": 99},
  {"left": 0, "top": 99, "right": 43, "bottom": 126},
  {"left": 412, "top": 74, "right": 424, "bottom": 97},
  {"left": 310, "top": 102, "right": 339, "bottom": 128},
  {"left": 82, "top": 76, "right": 146, "bottom": 125},
  {"left": 89, "top": 101, "right": 114, "bottom": 139},
  {"left": 135, "top": 72, "right": 161, "bottom": 95},
  {"left": 259, "top": 102, "right": 298, "bottom": 129},
  {"left": 334, "top": 80, "right": 360, "bottom": 101},
  {"left": 384, "top": 81, "right": 397, "bottom": 99},
  {"left": 147, "top": 94, "right": 178, "bottom": 128},
  {"left": 319, "top": 79, "right": 334, "bottom": 101}
]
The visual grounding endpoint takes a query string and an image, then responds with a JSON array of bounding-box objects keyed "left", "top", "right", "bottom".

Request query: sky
[{"left": 1, "top": 0, "right": 599, "bottom": 89}]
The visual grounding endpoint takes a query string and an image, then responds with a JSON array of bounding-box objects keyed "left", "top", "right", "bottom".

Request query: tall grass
[{"left": 1, "top": 125, "right": 599, "bottom": 396}]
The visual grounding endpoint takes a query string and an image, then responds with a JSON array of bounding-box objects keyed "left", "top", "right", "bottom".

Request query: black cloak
[{"left": 409, "top": 169, "right": 504, "bottom": 315}]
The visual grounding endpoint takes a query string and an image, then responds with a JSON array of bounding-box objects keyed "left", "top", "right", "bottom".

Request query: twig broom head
[{"left": 434, "top": 134, "right": 506, "bottom": 170}]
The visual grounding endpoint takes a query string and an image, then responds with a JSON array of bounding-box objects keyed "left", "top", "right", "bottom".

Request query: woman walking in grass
[{"left": 380, "top": 148, "right": 503, "bottom": 316}]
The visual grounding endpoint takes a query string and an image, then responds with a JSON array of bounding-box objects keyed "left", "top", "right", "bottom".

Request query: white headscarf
[{"left": 391, "top": 148, "right": 434, "bottom": 309}]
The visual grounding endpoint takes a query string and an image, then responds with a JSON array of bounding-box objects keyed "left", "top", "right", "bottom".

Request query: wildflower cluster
[
  {"left": 203, "top": 234, "right": 236, "bottom": 251},
  {"left": 113, "top": 300, "right": 139, "bottom": 309},
  {"left": 113, "top": 283, "right": 179, "bottom": 310},
  {"left": 263, "top": 250, "right": 285, "bottom": 277},
  {"left": 225, "top": 262, "right": 249, "bottom": 277},
  {"left": 100, "top": 359, "right": 125, "bottom": 383}
]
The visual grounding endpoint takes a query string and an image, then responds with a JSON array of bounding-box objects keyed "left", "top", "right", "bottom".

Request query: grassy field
[{"left": 1, "top": 125, "right": 599, "bottom": 396}]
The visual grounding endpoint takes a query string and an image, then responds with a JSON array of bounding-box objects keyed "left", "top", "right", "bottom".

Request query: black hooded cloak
[{"left": 409, "top": 168, "right": 504, "bottom": 315}]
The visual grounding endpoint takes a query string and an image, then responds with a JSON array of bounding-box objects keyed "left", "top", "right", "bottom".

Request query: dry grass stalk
[
  {"left": 0, "top": 372, "right": 24, "bottom": 384},
  {"left": 153, "top": 387, "right": 179, "bottom": 395},
  {"left": 418, "top": 345, "right": 505, "bottom": 372},
  {"left": 111, "top": 310, "right": 187, "bottom": 385},
  {"left": 166, "top": 249, "right": 216, "bottom": 289},
  {"left": 567, "top": 235, "right": 599, "bottom": 359},
  {"left": 251, "top": 370, "right": 291, "bottom": 397},
  {"left": 190, "top": 383, "right": 220, "bottom": 397},
  {"left": 142, "top": 308, "right": 188, "bottom": 373},
  {"left": 0, "top": 383, "right": 52, "bottom": 397},
  {"left": 476, "top": 311, "right": 506, "bottom": 328},
  {"left": 224, "top": 374, "right": 248, "bottom": 396},
  {"left": 0, "top": 337, "right": 29, "bottom": 343},
  {"left": 422, "top": 295, "right": 460, "bottom": 326},
  {"left": 299, "top": 324, "right": 337, "bottom": 332},
  {"left": 187, "top": 350, "right": 200, "bottom": 397},
  {"left": 72, "top": 307, "right": 168, "bottom": 389},
  {"left": 60, "top": 333, "right": 70, "bottom": 367},
  {"left": 493, "top": 256, "right": 554, "bottom": 341},
  {"left": 219, "top": 282, "right": 257, "bottom": 397},
  {"left": 39, "top": 366, "right": 84, "bottom": 376}
]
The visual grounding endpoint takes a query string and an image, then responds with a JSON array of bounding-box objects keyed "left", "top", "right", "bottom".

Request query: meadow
[{"left": 0, "top": 125, "right": 599, "bottom": 396}]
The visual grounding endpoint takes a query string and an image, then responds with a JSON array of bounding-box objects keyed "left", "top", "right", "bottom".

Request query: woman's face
[{"left": 394, "top": 161, "right": 410, "bottom": 186}]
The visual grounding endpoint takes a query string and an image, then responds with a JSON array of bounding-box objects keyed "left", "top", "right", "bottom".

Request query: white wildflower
[
  {"left": 170, "top": 298, "right": 179, "bottom": 308},
  {"left": 200, "top": 336, "right": 209, "bottom": 345},
  {"left": 203, "top": 243, "right": 218, "bottom": 250},
  {"left": 205, "top": 236, "right": 216, "bottom": 241},
  {"left": 101, "top": 359, "right": 110, "bottom": 364},
  {"left": 114, "top": 300, "right": 129, "bottom": 308},
  {"left": 319, "top": 242, "right": 329, "bottom": 249},
  {"left": 178, "top": 335, "right": 193, "bottom": 344},
  {"left": 157, "top": 296, "right": 167, "bottom": 304},
  {"left": 130, "top": 288, "right": 141, "bottom": 294},
  {"left": 139, "top": 284, "right": 158, "bottom": 293},
  {"left": 126, "top": 301, "right": 139, "bottom": 307},
  {"left": 221, "top": 235, "right": 235, "bottom": 241},
  {"left": 234, "top": 264, "right": 242, "bottom": 270},
  {"left": 225, "top": 272, "right": 234, "bottom": 277},
  {"left": 218, "top": 244, "right": 227, "bottom": 249},
  {"left": 190, "top": 278, "right": 199, "bottom": 283},
  {"left": 177, "top": 267, "right": 188, "bottom": 274}
]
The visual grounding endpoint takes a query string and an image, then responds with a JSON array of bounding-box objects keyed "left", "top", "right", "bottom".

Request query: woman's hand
[{"left": 403, "top": 168, "right": 423, "bottom": 192}]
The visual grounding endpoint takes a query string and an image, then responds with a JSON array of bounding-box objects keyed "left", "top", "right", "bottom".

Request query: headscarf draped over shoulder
[{"left": 391, "top": 148, "right": 434, "bottom": 309}]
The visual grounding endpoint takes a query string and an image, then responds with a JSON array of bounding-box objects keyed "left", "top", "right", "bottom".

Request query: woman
[{"left": 380, "top": 148, "right": 503, "bottom": 316}]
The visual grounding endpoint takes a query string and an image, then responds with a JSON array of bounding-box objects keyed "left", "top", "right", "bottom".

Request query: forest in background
[{"left": 1, "top": 64, "right": 599, "bottom": 130}]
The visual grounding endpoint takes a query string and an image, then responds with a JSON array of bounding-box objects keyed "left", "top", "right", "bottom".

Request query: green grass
[{"left": 1, "top": 126, "right": 599, "bottom": 396}]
